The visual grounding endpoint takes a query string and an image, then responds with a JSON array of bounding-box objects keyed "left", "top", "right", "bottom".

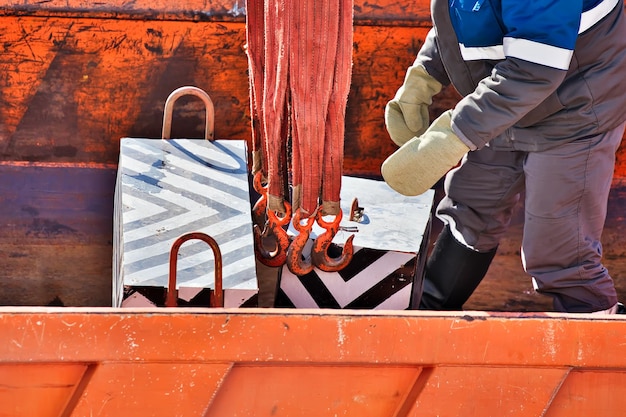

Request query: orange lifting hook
[
  {"left": 286, "top": 209, "right": 315, "bottom": 276},
  {"left": 166, "top": 232, "right": 223, "bottom": 308},
  {"left": 252, "top": 172, "right": 269, "bottom": 231},
  {"left": 311, "top": 210, "right": 355, "bottom": 272},
  {"left": 254, "top": 202, "right": 292, "bottom": 267},
  {"left": 251, "top": 171, "right": 267, "bottom": 221},
  {"left": 252, "top": 172, "right": 292, "bottom": 267}
]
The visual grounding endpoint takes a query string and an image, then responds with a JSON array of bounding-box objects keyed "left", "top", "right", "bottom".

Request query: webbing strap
[
  {"left": 247, "top": 0, "right": 355, "bottom": 271},
  {"left": 248, "top": 0, "right": 353, "bottom": 217}
]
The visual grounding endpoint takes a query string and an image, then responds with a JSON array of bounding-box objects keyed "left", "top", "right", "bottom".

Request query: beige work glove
[
  {"left": 381, "top": 110, "right": 470, "bottom": 196},
  {"left": 385, "top": 63, "right": 443, "bottom": 146}
]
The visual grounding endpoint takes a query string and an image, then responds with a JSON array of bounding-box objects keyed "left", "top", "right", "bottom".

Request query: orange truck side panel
[
  {"left": 0, "top": 308, "right": 625, "bottom": 416},
  {"left": 72, "top": 363, "right": 233, "bottom": 416},
  {"left": 0, "top": 364, "right": 88, "bottom": 417}
]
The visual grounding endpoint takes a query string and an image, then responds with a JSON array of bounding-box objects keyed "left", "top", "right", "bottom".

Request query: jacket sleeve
[
  {"left": 449, "top": 0, "right": 583, "bottom": 149},
  {"left": 415, "top": 28, "right": 451, "bottom": 87}
]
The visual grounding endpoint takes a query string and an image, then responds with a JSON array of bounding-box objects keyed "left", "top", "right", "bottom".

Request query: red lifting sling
[{"left": 246, "top": 0, "right": 354, "bottom": 274}]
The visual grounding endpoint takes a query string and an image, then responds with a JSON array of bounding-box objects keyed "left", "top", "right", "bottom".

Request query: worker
[{"left": 381, "top": 0, "right": 626, "bottom": 314}]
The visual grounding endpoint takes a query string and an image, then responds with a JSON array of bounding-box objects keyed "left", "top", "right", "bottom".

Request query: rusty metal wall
[
  {"left": 4, "top": 1, "right": 622, "bottom": 178},
  {"left": 0, "top": 0, "right": 432, "bottom": 178}
]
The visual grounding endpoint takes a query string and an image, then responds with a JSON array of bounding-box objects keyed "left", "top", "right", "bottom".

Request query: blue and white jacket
[{"left": 416, "top": 0, "right": 626, "bottom": 151}]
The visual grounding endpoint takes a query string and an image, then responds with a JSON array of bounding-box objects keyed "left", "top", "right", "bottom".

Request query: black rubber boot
[{"left": 419, "top": 225, "right": 498, "bottom": 310}]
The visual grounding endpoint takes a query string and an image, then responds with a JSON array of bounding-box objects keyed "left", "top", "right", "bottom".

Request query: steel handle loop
[
  {"left": 162, "top": 86, "right": 215, "bottom": 140},
  {"left": 166, "top": 232, "right": 224, "bottom": 308}
]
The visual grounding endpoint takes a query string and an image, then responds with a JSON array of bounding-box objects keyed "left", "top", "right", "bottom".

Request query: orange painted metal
[
  {"left": 0, "top": 0, "right": 433, "bottom": 25},
  {"left": 0, "top": 363, "right": 89, "bottom": 417},
  {"left": 0, "top": 308, "right": 625, "bottom": 416}
]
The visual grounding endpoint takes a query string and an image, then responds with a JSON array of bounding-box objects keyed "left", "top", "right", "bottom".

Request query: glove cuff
[{"left": 394, "top": 64, "right": 443, "bottom": 105}]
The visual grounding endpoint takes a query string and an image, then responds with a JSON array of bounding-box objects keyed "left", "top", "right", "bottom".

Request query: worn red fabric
[{"left": 246, "top": 0, "right": 353, "bottom": 217}]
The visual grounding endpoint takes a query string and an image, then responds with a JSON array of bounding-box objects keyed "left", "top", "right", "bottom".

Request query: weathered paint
[
  {"left": 0, "top": 1, "right": 433, "bottom": 25},
  {"left": 2, "top": 1, "right": 622, "bottom": 177},
  {"left": 0, "top": 1, "right": 431, "bottom": 175},
  {"left": 0, "top": 163, "right": 114, "bottom": 306}
]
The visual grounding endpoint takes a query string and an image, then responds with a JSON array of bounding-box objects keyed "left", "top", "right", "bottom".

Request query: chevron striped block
[
  {"left": 276, "top": 176, "right": 434, "bottom": 310},
  {"left": 113, "top": 138, "right": 258, "bottom": 308}
]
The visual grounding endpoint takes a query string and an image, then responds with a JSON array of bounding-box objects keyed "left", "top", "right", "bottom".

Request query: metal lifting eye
[
  {"left": 162, "top": 86, "right": 215, "bottom": 141},
  {"left": 166, "top": 232, "right": 223, "bottom": 308}
]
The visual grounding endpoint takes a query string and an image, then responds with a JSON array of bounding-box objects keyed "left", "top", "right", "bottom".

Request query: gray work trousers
[{"left": 436, "top": 122, "right": 626, "bottom": 312}]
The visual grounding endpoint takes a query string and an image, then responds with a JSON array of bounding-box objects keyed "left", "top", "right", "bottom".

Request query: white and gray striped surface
[
  {"left": 113, "top": 138, "right": 257, "bottom": 307},
  {"left": 278, "top": 177, "right": 434, "bottom": 310},
  {"left": 277, "top": 246, "right": 420, "bottom": 310}
]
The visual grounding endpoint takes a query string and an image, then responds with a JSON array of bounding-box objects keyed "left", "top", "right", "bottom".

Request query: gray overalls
[{"left": 416, "top": 0, "right": 626, "bottom": 312}]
